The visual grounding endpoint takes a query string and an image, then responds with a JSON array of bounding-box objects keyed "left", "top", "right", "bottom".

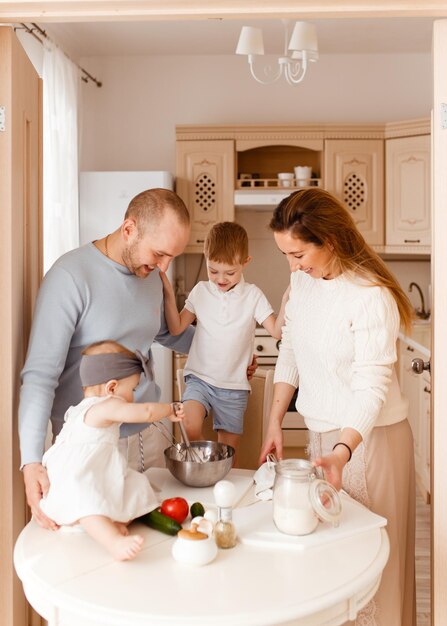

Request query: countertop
[
  {"left": 399, "top": 321, "right": 431, "bottom": 358},
  {"left": 14, "top": 468, "right": 390, "bottom": 626}
]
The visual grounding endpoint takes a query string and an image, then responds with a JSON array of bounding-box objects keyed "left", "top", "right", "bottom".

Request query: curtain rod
[{"left": 16, "top": 23, "right": 102, "bottom": 88}]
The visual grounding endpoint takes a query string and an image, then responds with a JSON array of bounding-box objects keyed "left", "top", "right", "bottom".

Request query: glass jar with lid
[{"left": 272, "top": 459, "right": 342, "bottom": 536}]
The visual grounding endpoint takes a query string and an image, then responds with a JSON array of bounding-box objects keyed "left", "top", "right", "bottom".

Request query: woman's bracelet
[{"left": 332, "top": 442, "right": 352, "bottom": 462}]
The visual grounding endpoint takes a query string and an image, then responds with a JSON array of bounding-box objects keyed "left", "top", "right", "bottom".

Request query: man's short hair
[{"left": 125, "top": 188, "right": 190, "bottom": 235}]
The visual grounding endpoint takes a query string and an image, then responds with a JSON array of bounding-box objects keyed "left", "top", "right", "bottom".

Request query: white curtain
[{"left": 42, "top": 41, "right": 80, "bottom": 273}]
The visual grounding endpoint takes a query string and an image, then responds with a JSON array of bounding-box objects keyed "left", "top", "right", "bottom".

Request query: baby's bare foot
[
  {"left": 114, "top": 522, "right": 129, "bottom": 536},
  {"left": 111, "top": 534, "right": 144, "bottom": 561}
]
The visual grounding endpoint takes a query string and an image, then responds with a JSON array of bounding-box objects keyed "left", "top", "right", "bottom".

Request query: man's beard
[{"left": 121, "top": 243, "right": 141, "bottom": 276}]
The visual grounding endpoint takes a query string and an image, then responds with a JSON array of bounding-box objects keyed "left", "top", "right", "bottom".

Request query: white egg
[{"left": 190, "top": 516, "right": 214, "bottom": 536}]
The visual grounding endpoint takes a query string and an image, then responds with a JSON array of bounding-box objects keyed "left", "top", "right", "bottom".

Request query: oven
[{"left": 254, "top": 328, "right": 308, "bottom": 448}]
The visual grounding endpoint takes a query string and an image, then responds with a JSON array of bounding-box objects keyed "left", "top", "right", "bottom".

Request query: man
[{"left": 19, "top": 188, "right": 194, "bottom": 529}]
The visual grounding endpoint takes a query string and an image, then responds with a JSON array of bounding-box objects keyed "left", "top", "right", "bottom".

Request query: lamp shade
[
  {"left": 288, "top": 22, "right": 318, "bottom": 53},
  {"left": 236, "top": 26, "right": 265, "bottom": 56}
]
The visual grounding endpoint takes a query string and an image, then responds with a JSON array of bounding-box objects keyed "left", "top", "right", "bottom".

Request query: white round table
[{"left": 14, "top": 469, "right": 389, "bottom": 626}]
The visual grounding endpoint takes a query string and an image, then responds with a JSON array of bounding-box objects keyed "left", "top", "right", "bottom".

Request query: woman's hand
[
  {"left": 314, "top": 429, "right": 361, "bottom": 490},
  {"left": 313, "top": 448, "right": 350, "bottom": 491},
  {"left": 23, "top": 463, "right": 59, "bottom": 530},
  {"left": 259, "top": 420, "right": 284, "bottom": 465}
]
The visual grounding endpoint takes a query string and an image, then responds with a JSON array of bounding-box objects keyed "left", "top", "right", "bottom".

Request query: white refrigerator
[{"left": 79, "top": 170, "right": 175, "bottom": 404}]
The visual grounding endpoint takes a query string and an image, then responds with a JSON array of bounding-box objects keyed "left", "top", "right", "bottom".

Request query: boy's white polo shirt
[{"left": 183, "top": 277, "right": 273, "bottom": 391}]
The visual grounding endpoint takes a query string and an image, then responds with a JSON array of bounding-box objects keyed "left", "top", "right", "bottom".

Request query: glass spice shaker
[{"left": 213, "top": 480, "right": 237, "bottom": 549}]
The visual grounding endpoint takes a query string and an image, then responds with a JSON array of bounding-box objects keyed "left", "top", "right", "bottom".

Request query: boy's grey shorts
[{"left": 182, "top": 374, "right": 249, "bottom": 435}]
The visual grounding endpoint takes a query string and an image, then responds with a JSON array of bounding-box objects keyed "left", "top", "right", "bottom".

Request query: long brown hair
[{"left": 270, "top": 188, "right": 413, "bottom": 333}]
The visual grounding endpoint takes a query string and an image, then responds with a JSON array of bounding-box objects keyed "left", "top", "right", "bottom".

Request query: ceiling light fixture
[{"left": 235, "top": 19, "right": 318, "bottom": 86}]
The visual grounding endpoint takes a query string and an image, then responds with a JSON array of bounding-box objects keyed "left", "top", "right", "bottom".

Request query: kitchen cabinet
[
  {"left": 176, "top": 121, "right": 430, "bottom": 254},
  {"left": 385, "top": 134, "right": 431, "bottom": 246},
  {"left": 176, "top": 125, "right": 384, "bottom": 240},
  {"left": 236, "top": 140, "right": 323, "bottom": 190},
  {"left": 324, "top": 139, "right": 384, "bottom": 245},
  {"left": 176, "top": 140, "right": 235, "bottom": 253},
  {"left": 398, "top": 338, "right": 431, "bottom": 502}
]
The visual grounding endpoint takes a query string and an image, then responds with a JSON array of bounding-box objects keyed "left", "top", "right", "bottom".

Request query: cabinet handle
[
  {"left": 412, "top": 357, "right": 431, "bottom": 374},
  {"left": 406, "top": 345, "right": 415, "bottom": 352},
  {"left": 196, "top": 239, "right": 205, "bottom": 243},
  {"left": 423, "top": 386, "right": 431, "bottom": 394},
  {"left": 404, "top": 239, "right": 421, "bottom": 243},
  {"left": 256, "top": 345, "right": 264, "bottom": 352}
]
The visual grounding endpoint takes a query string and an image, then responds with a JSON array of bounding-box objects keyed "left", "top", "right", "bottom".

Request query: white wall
[{"left": 79, "top": 52, "right": 431, "bottom": 172}]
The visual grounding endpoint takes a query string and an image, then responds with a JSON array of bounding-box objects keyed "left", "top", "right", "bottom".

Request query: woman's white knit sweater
[{"left": 274, "top": 270, "right": 408, "bottom": 439}]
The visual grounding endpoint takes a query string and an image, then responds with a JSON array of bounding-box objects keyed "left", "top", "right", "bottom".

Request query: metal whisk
[
  {"left": 178, "top": 421, "right": 204, "bottom": 463},
  {"left": 151, "top": 419, "right": 203, "bottom": 463}
]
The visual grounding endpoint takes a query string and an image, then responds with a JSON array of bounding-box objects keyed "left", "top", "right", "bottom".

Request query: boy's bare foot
[
  {"left": 111, "top": 534, "right": 144, "bottom": 561},
  {"left": 114, "top": 521, "right": 129, "bottom": 536}
]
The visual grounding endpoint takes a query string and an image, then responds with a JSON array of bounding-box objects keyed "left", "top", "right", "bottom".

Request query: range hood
[{"left": 234, "top": 188, "right": 292, "bottom": 210}]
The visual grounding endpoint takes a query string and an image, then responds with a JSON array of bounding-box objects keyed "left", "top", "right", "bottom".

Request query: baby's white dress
[{"left": 40, "top": 396, "right": 158, "bottom": 525}]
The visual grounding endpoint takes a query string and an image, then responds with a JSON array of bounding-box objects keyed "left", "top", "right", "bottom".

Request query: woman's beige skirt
[{"left": 308, "top": 419, "right": 416, "bottom": 626}]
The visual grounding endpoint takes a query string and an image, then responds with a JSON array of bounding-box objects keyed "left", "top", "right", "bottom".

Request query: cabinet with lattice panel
[
  {"left": 324, "top": 139, "right": 384, "bottom": 246},
  {"left": 176, "top": 140, "right": 235, "bottom": 253}
]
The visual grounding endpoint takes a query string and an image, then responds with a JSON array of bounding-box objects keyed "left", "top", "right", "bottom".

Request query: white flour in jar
[
  {"left": 273, "top": 503, "right": 318, "bottom": 535},
  {"left": 273, "top": 481, "right": 319, "bottom": 535}
]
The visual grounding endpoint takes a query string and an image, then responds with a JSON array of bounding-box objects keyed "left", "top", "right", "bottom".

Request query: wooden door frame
[
  {"left": 0, "top": 26, "right": 43, "bottom": 626},
  {"left": 1, "top": 0, "right": 447, "bottom": 22},
  {"left": 432, "top": 19, "right": 447, "bottom": 626}
]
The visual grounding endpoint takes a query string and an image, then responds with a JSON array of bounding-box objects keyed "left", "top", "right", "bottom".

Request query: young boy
[{"left": 160, "top": 222, "right": 289, "bottom": 462}]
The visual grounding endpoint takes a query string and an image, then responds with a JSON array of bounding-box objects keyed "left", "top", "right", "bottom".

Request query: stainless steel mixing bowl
[{"left": 164, "top": 441, "right": 235, "bottom": 487}]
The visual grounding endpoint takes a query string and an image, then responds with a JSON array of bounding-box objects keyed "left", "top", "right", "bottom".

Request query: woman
[{"left": 259, "top": 188, "right": 416, "bottom": 626}]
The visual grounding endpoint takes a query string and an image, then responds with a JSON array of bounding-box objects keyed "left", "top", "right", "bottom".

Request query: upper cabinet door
[
  {"left": 386, "top": 135, "right": 431, "bottom": 246},
  {"left": 324, "top": 139, "right": 384, "bottom": 246},
  {"left": 176, "top": 140, "right": 235, "bottom": 253}
]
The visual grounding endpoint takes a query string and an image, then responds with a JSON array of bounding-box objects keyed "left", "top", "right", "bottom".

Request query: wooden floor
[{"left": 416, "top": 492, "right": 430, "bottom": 626}]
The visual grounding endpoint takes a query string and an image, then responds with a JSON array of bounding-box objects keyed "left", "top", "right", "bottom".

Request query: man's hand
[
  {"left": 247, "top": 354, "right": 258, "bottom": 380},
  {"left": 23, "top": 463, "right": 59, "bottom": 530}
]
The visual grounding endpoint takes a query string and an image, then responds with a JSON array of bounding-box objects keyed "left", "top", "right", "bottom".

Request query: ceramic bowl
[{"left": 171, "top": 533, "right": 218, "bottom": 566}]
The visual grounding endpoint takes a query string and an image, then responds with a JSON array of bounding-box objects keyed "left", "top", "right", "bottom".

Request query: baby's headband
[{"left": 79, "top": 349, "right": 153, "bottom": 387}]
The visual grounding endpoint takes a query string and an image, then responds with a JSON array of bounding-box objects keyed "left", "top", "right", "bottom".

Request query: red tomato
[{"left": 160, "top": 497, "right": 189, "bottom": 524}]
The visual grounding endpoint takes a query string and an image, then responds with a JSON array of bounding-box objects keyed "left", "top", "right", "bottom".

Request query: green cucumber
[
  {"left": 138, "top": 508, "right": 182, "bottom": 535},
  {"left": 190, "top": 502, "right": 205, "bottom": 518}
]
